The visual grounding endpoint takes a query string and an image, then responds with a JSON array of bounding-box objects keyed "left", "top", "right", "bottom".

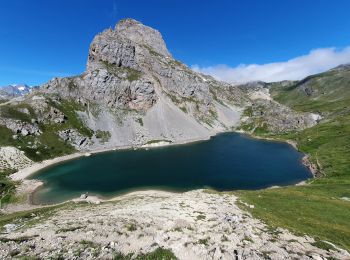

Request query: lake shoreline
[
  {"left": 7, "top": 130, "right": 314, "bottom": 210},
  {"left": 237, "top": 130, "right": 319, "bottom": 178},
  {"left": 10, "top": 135, "right": 212, "bottom": 181}
]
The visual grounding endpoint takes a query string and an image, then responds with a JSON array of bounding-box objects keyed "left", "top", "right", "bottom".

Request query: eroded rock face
[
  {"left": 0, "top": 118, "right": 41, "bottom": 136},
  {"left": 249, "top": 99, "right": 316, "bottom": 132},
  {"left": 87, "top": 19, "right": 171, "bottom": 71},
  {"left": 0, "top": 147, "right": 32, "bottom": 171},
  {"left": 58, "top": 129, "right": 90, "bottom": 150}
]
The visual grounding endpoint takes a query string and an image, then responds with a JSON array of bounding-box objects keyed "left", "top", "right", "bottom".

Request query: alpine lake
[{"left": 29, "top": 133, "right": 312, "bottom": 204}]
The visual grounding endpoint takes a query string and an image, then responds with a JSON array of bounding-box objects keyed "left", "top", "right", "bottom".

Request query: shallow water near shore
[{"left": 29, "top": 133, "right": 312, "bottom": 204}]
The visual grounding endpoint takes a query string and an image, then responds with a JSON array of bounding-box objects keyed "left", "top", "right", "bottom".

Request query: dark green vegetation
[
  {"left": 270, "top": 68, "right": 350, "bottom": 115},
  {"left": 48, "top": 98, "right": 94, "bottom": 138},
  {"left": 114, "top": 247, "right": 177, "bottom": 260},
  {"left": 145, "top": 139, "right": 172, "bottom": 145},
  {"left": 0, "top": 103, "right": 35, "bottom": 123},
  {"left": 0, "top": 97, "right": 95, "bottom": 162},
  {"left": 238, "top": 66, "right": 350, "bottom": 251},
  {"left": 95, "top": 130, "right": 111, "bottom": 143},
  {"left": 101, "top": 60, "right": 142, "bottom": 82},
  {"left": 0, "top": 202, "right": 73, "bottom": 230},
  {"left": 0, "top": 96, "right": 94, "bottom": 205},
  {"left": 0, "top": 168, "right": 17, "bottom": 206}
]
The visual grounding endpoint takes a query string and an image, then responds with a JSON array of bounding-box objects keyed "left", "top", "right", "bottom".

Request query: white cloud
[{"left": 192, "top": 46, "right": 350, "bottom": 83}]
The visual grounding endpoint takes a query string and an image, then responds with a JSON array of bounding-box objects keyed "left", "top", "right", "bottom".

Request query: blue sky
[{"left": 1, "top": 0, "right": 350, "bottom": 85}]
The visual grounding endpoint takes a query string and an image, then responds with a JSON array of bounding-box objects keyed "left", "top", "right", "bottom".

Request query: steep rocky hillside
[{"left": 236, "top": 81, "right": 317, "bottom": 134}]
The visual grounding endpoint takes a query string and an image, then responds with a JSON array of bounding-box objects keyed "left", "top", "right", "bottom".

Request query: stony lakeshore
[{"left": 1, "top": 190, "right": 349, "bottom": 259}]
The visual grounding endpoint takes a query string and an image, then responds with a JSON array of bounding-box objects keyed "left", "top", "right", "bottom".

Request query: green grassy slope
[
  {"left": 270, "top": 68, "right": 350, "bottom": 115},
  {"left": 0, "top": 97, "right": 92, "bottom": 205},
  {"left": 238, "top": 66, "right": 350, "bottom": 251}
]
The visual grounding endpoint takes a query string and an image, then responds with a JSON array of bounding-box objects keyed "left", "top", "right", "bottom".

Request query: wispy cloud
[
  {"left": 192, "top": 46, "right": 350, "bottom": 83},
  {"left": 111, "top": 0, "right": 118, "bottom": 19}
]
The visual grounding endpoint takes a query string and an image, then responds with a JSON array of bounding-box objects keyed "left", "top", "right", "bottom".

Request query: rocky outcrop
[
  {"left": 0, "top": 118, "right": 41, "bottom": 136},
  {"left": 242, "top": 99, "right": 316, "bottom": 133},
  {"left": 0, "top": 147, "right": 32, "bottom": 171},
  {"left": 58, "top": 129, "right": 90, "bottom": 150}
]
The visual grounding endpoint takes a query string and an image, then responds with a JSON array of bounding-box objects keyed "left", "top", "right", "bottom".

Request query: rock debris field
[{"left": 1, "top": 190, "right": 348, "bottom": 259}]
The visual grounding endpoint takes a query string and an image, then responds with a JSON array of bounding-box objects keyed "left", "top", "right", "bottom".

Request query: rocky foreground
[{"left": 0, "top": 190, "right": 348, "bottom": 259}]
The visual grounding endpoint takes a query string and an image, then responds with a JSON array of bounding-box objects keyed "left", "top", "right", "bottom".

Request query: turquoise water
[{"left": 29, "top": 133, "right": 311, "bottom": 204}]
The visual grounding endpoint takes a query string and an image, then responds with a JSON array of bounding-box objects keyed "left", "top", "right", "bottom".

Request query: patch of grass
[
  {"left": 0, "top": 235, "right": 38, "bottom": 243},
  {"left": 243, "top": 235, "right": 253, "bottom": 243},
  {"left": 197, "top": 237, "right": 210, "bottom": 246},
  {"left": 0, "top": 98, "right": 94, "bottom": 161},
  {"left": 48, "top": 98, "right": 93, "bottom": 138},
  {"left": 143, "top": 44, "right": 164, "bottom": 58},
  {"left": 0, "top": 125, "right": 14, "bottom": 146},
  {"left": 0, "top": 101, "right": 79, "bottom": 162},
  {"left": 56, "top": 226, "right": 83, "bottom": 233},
  {"left": 172, "top": 227, "right": 182, "bottom": 232},
  {"left": 312, "top": 240, "right": 336, "bottom": 251},
  {"left": 0, "top": 203, "right": 71, "bottom": 230},
  {"left": 221, "top": 235, "right": 229, "bottom": 242},
  {"left": 243, "top": 106, "right": 253, "bottom": 117},
  {"left": 145, "top": 139, "right": 172, "bottom": 145},
  {"left": 196, "top": 214, "right": 206, "bottom": 220},
  {"left": 125, "top": 223, "right": 137, "bottom": 231},
  {"left": 95, "top": 130, "right": 111, "bottom": 143},
  {"left": 180, "top": 106, "right": 187, "bottom": 113},
  {"left": 101, "top": 61, "right": 142, "bottom": 82},
  {"left": 0, "top": 104, "right": 35, "bottom": 123},
  {"left": 136, "top": 118, "right": 143, "bottom": 126},
  {"left": 253, "top": 123, "right": 269, "bottom": 135},
  {"left": 80, "top": 239, "right": 98, "bottom": 248},
  {"left": 21, "top": 130, "right": 75, "bottom": 162},
  {"left": 114, "top": 247, "right": 177, "bottom": 260},
  {"left": 0, "top": 168, "right": 18, "bottom": 207}
]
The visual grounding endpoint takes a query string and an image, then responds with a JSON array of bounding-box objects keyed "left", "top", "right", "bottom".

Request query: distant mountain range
[{"left": 0, "top": 84, "right": 36, "bottom": 99}]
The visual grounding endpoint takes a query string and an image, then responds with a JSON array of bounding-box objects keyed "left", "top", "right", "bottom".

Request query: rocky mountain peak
[
  {"left": 87, "top": 19, "right": 171, "bottom": 72},
  {"left": 115, "top": 18, "right": 171, "bottom": 57}
]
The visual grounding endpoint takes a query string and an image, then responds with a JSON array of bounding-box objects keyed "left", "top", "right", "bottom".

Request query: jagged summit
[
  {"left": 87, "top": 18, "right": 171, "bottom": 71},
  {"left": 115, "top": 18, "right": 171, "bottom": 57}
]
